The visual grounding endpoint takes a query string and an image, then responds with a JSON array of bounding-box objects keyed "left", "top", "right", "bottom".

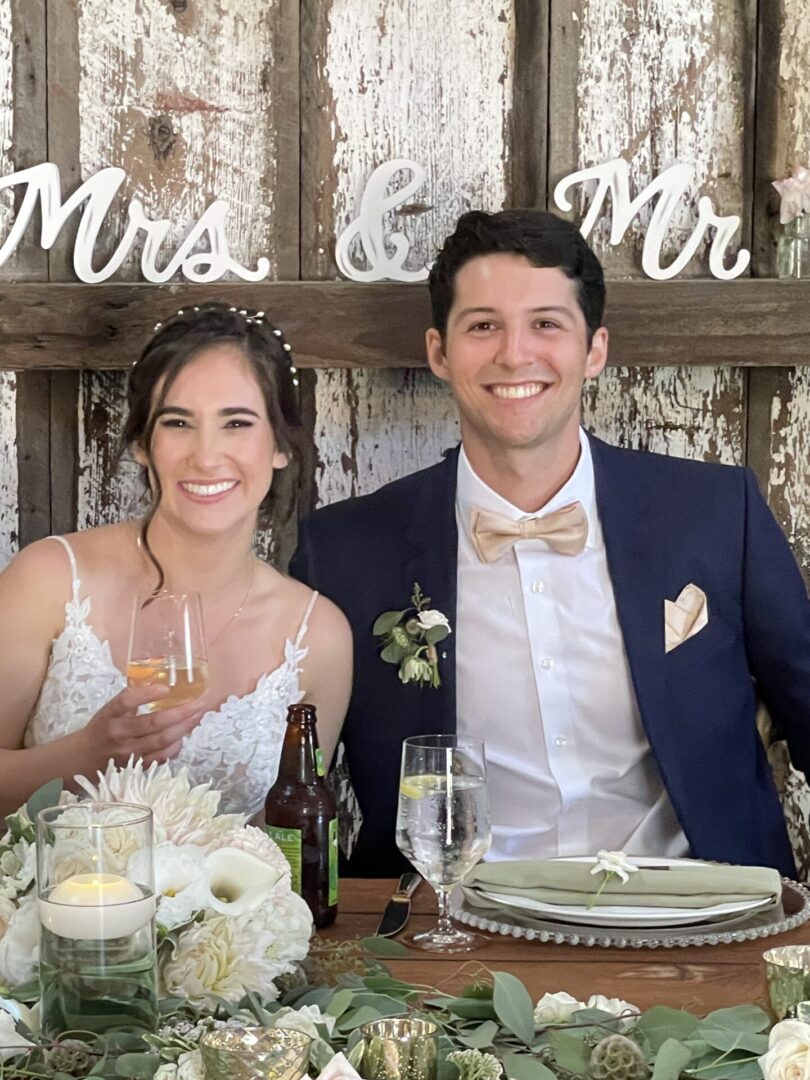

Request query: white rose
[
  {"left": 316, "top": 1052, "right": 363, "bottom": 1080},
  {"left": 416, "top": 610, "right": 451, "bottom": 633},
  {"left": 153, "top": 843, "right": 209, "bottom": 929},
  {"left": 759, "top": 1019, "right": 810, "bottom": 1080},
  {"left": 0, "top": 894, "right": 39, "bottom": 986},
  {"left": 0, "top": 894, "right": 16, "bottom": 937},
  {"left": 0, "top": 1003, "right": 35, "bottom": 1062},
  {"left": 272, "top": 1003, "right": 336, "bottom": 1040},
  {"left": 254, "top": 891, "right": 313, "bottom": 965},
  {"left": 586, "top": 995, "right": 640, "bottom": 1026},
  {"left": 176, "top": 1050, "right": 205, "bottom": 1080},
  {"left": 533, "top": 991, "right": 585, "bottom": 1024}
]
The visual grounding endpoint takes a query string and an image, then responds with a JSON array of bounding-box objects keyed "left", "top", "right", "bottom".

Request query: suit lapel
[
  {"left": 400, "top": 448, "right": 459, "bottom": 736},
  {"left": 590, "top": 436, "right": 668, "bottom": 740}
]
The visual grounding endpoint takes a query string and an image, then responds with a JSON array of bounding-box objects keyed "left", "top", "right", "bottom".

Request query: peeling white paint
[
  {"left": 315, "top": 0, "right": 512, "bottom": 503},
  {"left": 583, "top": 367, "right": 745, "bottom": 465},
  {"left": 315, "top": 369, "right": 458, "bottom": 505},
  {"left": 0, "top": 1, "right": 17, "bottom": 561},
  {"left": 0, "top": 371, "right": 17, "bottom": 565},
  {"left": 76, "top": 0, "right": 281, "bottom": 540},
  {"left": 574, "top": 0, "right": 746, "bottom": 274},
  {"left": 766, "top": 372, "right": 810, "bottom": 576},
  {"left": 77, "top": 0, "right": 278, "bottom": 278},
  {"left": 779, "top": 0, "right": 810, "bottom": 167}
]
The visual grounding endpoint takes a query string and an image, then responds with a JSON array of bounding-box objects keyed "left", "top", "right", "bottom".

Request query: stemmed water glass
[
  {"left": 127, "top": 591, "right": 209, "bottom": 712},
  {"left": 395, "top": 734, "right": 491, "bottom": 952}
]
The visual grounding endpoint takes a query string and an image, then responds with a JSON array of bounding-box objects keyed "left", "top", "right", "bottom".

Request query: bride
[{"left": 0, "top": 304, "right": 352, "bottom": 819}]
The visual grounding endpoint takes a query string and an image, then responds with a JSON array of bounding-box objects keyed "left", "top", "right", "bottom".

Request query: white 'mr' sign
[{"left": 336, "top": 157, "right": 751, "bottom": 282}]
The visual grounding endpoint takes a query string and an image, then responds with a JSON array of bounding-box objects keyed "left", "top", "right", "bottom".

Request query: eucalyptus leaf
[
  {"left": 456, "top": 1020, "right": 500, "bottom": 1049},
  {"left": 360, "top": 936, "right": 410, "bottom": 957},
  {"left": 347, "top": 1040, "right": 366, "bottom": 1069},
  {"left": 701, "top": 1006, "right": 770, "bottom": 1033},
  {"left": 337, "top": 1004, "right": 403, "bottom": 1032},
  {"left": 290, "top": 987, "right": 333, "bottom": 1010},
  {"left": 381, "top": 642, "right": 406, "bottom": 664},
  {"left": 636, "top": 1007, "right": 700, "bottom": 1052},
  {"left": 310, "top": 1037, "right": 337, "bottom": 1071},
  {"left": 429, "top": 997, "right": 498, "bottom": 1020},
  {"left": 493, "top": 972, "right": 536, "bottom": 1047},
  {"left": 425, "top": 625, "right": 450, "bottom": 646},
  {"left": 114, "top": 1054, "right": 159, "bottom": 1078},
  {"left": 462, "top": 983, "right": 494, "bottom": 1000},
  {"left": 547, "top": 1030, "right": 591, "bottom": 1075},
  {"left": 373, "top": 610, "right": 409, "bottom": 636},
  {"left": 651, "top": 1038, "right": 693, "bottom": 1080},
  {"left": 698, "top": 1027, "right": 769, "bottom": 1054},
  {"left": 327, "top": 988, "right": 356, "bottom": 1019},
  {"left": 502, "top": 1051, "right": 558, "bottom": 1080},
  {"left": 25, "top": 777, "right": 63, "bottom": 823}
]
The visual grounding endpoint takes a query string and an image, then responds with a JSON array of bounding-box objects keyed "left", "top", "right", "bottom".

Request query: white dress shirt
[{"left": 455, "top": 430, "right": 689, "bottom": 860}]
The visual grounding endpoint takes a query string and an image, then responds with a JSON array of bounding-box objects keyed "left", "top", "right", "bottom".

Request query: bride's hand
[{"left": 80, "top": 684, "right": 206, "bottom": 769}]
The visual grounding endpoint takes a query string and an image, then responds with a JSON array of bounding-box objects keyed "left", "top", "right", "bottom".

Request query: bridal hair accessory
[
  {"left": 145, "top": 305, "right": 299, "bottom": 386},
  {"left": 372, "top": 582, "right": 451, "bottom": 689}
]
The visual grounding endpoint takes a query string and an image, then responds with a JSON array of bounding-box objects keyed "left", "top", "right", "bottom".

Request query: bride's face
[{"left": 138, "top": 343, "right": 288, "bottom": 537}]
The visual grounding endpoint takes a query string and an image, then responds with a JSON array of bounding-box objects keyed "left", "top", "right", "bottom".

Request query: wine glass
[
  {"left": 395, "top": 734, "right": 491, "bottom": 952},
  {"left": 127, "top": 591, "right": 209, "bottom": 712}
]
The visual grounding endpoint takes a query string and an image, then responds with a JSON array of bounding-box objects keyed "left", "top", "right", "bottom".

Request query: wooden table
[{"left": 320, "top": 879, "right": 810, "bottom": 1014}]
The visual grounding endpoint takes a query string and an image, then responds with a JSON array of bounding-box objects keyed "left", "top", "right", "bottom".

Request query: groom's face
[{"left": 426, "top": 253, "right": 608, "bottom": 456}]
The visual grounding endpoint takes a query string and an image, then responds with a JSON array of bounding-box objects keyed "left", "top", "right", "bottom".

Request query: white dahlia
[{"left": 75, "top": 758, "right": 246, "bottom": 849}]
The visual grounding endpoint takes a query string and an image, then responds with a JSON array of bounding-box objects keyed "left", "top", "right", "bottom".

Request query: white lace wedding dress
[{"left": 23, "top": 535, "right": 318, "bottom": 818}]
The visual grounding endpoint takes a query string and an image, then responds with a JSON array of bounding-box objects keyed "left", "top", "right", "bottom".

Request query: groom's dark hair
[{"left": 428, "top": 209, "right": 606, "bottom": 345}]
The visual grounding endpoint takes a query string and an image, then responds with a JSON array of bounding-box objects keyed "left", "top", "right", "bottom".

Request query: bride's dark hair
[{"left": 121, "top": 303, "right": 310, "bottom": 589}]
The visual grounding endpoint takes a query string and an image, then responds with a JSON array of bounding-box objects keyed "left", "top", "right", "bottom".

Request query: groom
[{"left": 291, "top": 209, "right": 810, "bottom": 877}]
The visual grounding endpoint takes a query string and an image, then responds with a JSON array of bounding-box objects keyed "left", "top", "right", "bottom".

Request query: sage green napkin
[{"left": 461, "top": 859, "right": 782, "bottom": 912}]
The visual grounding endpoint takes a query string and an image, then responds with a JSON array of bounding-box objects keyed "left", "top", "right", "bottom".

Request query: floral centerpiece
[{"left": 0, "top": 758, "right": 312, "bottom": 1008}]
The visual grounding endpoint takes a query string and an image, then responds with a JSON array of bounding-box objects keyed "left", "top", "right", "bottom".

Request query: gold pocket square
[{"left": 664, "top": 584, "right": 708, "bottom": 654}]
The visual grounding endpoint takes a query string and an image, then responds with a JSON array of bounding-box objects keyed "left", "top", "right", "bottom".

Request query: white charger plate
[{"left": 471, "top": 856, "right": 777, "bottom": 929}]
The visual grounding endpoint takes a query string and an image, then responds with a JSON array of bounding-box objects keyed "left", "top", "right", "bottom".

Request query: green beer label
[
  {"left": 315, "top": 748, "right": 326, "bottom": 777},
  {"left": 328, "top": 816, "right": 339, "bottom": 907},
  {"left": 264, "top": 824, "right": 302, "bottom": 895}
]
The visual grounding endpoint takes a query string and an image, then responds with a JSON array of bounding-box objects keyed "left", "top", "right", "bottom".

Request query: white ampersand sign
[{"left": 335, "top": 159, "right": 430, "bottom": 282}]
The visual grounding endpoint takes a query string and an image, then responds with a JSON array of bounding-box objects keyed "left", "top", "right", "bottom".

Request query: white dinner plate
[{"left": 473, "top": 856, "right": 778, "bottom": 929}]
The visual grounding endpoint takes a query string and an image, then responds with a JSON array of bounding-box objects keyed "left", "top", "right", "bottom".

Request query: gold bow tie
[{"left": 469, "top": 502, "right": 589, "bottom": 563}]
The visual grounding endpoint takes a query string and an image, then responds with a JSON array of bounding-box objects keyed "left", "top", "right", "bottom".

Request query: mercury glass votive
[
  {"left": 199, "top": 1028, "right": 311, "bottom": 1080},
  {"left": 764, "top": 946, "right": 810, "bottom": 1019},
  {"left": 359, "top": 1018, "right": 438, "bottom": 1080}
]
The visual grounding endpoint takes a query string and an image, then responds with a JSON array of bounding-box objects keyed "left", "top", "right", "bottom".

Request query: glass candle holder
[
  {"left": 199, "top": 1027, "right": 311, "bottom": 1080},
  {"left": 764, "top": 945, "right": 810, "bottom": 1019},
  {"left": 36, "top": 801, "right": 157, "bottom": 1038},
  {"left": 359, "top": 1018, "right": 438, "bottom": 1080}
]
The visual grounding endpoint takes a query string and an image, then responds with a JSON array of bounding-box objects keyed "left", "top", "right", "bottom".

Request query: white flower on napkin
[
  {"left": 759, "top": 1019, "right": 810, "bottom": 1080},
  {"left": 534, "top": 991, "right": 585, "bottom": 1024},
  {"left": 590, "top": 851, "right": 639, "bottom": 885}
]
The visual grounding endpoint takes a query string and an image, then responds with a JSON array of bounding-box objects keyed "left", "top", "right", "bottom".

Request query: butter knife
[{"left": 375, "top": 872, "right": 422, "bottom": 937}]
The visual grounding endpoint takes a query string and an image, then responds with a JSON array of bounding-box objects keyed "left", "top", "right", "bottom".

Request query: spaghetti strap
[
  {"left": 47, "top": 535, "right": 81, "bottom": 601},
  {"left": 294, "top": 591, "right": 319, "bottom": 648}
]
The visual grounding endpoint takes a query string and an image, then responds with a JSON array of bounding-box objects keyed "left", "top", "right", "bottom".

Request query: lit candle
[{"left": 39, "top": 873, "right": 155, "bottom": 940}]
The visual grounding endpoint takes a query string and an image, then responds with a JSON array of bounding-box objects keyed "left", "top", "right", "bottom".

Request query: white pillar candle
[{"left": 39, "top": 873, "right": 155, "bottom": 940}]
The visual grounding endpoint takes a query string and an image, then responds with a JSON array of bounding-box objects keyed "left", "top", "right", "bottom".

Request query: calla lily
[{"left": 204, "top": 848, "right": 284, "bottom": 917}]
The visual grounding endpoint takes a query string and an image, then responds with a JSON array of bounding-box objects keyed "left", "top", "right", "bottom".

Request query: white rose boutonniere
[{"left": 373, "top": 582, "right": 451, "bottom": 689}]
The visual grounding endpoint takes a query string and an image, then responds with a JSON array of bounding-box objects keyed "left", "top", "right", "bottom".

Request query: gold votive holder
[
  {"left": 199, "top": 1027, "right": 311, "bottom": 1080},
  {"left": 359, "top": 1018, "right": 438, "bottom": 1080},
  {"left": 764, "top": 946, "right": 810, "bottom": 1020}
]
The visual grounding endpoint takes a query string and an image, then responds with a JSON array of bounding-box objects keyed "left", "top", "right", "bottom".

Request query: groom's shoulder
[
  {"left": 300, "top": 453, "right": 454, "bottom": 542},
  {"left": 592, "top": 435, "right": 748, "bottom": 493}
]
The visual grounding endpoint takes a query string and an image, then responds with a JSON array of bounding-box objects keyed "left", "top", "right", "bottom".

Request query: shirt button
[
  {"left": 531, "top": 580, "right": 545, "bottom": 594},
  {"left": 554, "top": 735, "right": 568, "bottom": 747},
  {"left": 540, "top": 657, "right": 554, "bottom": 670}
]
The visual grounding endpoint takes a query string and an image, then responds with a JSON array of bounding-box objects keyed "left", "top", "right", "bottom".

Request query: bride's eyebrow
[{"left": 154, "top": 405, "right": 193, "bottom": 418}]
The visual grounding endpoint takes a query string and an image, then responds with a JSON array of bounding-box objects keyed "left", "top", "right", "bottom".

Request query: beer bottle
[{"left": 264, "top": 703, "right": 338, "bottom": 928}]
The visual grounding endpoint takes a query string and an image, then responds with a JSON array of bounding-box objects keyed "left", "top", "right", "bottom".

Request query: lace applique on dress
[{"left": 24, "top": 537, "right": 317, "bottom": 818}]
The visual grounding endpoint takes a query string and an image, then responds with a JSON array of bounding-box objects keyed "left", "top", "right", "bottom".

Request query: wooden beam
[{"left": 0, "top": 280, "right": 809, "bottom": 370}]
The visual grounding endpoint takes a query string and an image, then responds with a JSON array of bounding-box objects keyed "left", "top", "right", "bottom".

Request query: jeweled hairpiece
[{"left": 145, "top": 305, "right": 299, "bottom": 385}]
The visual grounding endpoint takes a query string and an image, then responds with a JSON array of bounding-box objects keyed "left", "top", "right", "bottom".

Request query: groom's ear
[{"left": 426, "top": 327, "right": 450, "bottom": 383}]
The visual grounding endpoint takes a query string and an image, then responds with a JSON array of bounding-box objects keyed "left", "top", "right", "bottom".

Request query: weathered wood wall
[{"left": 0, "top": 0, "right": 808, "bottom": 579}]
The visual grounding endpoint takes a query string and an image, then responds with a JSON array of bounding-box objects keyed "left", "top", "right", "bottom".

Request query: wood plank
[
  {"left": 1, "top": 280, "right": 810, "bottom": 371},
  {"left": 55, "top": 0, "right": 300, "bottom": 559},
  {"left": 508, "top": 0, "right": 549, "bottom": 208},
  {"left": 300, "top": 0, "right": 514, "bottom": 507},
  {"left": 9, "top": 0, "right": 49, "bottom": 552}
]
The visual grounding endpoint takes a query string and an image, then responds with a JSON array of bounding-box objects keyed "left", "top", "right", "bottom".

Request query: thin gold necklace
[{"left": 135, "top": 532, "right": 256, "bottom": 647}]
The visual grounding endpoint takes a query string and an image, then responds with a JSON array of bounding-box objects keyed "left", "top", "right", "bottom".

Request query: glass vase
[
  {"left": 36, "top": 801, "right": 157, "bottom": 1039},
  {"left": 777, "top": 214, "right": 810, "bottom": 278}
]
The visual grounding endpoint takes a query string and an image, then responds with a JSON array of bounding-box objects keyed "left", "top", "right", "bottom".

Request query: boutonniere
[{"left": 372, "top": 582, "right": 452, "bottom": 688}]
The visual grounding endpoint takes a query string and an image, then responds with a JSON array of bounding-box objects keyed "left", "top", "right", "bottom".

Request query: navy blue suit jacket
[{"left": 290, "top": 437, "right": 810, "bottom": 877}]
